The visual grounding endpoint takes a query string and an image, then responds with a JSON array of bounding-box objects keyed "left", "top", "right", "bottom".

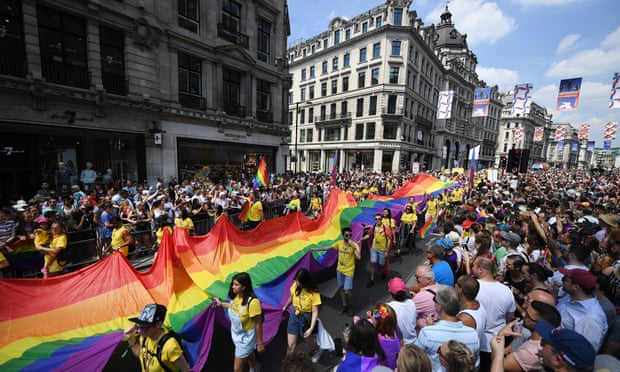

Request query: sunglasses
[
  {"left": 344, "top": 234, "right": 352, "bottom": 238},
  {"left": 437, "top": 346, "right": 446, "bottom": 359}
]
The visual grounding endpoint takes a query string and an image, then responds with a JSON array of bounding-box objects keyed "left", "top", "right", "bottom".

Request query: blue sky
[{"left": 288, "top": 0, "right": 620, "bottom": 146}]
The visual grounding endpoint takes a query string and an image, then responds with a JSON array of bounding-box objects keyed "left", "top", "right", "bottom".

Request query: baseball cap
[
  {"left": 35, "top": 217, "right": 49, "bottom": 224},
  {"left": 559, "top": 267, "right": 597, "bottom": 290},
  {"left": 436, "top": 237, "right": 454, "bottom": 250},
  {"left": 388, "top": 277, "right": 407, "bottom": 295},
  {"left": 129, "top": 304, "right": 167, "bottom": 325},
  {"left": 500, "top": 231, "right": 521, "bottom": 245},
  {"left": 535, "top": 321, "right": 595, "bottom": 370}
]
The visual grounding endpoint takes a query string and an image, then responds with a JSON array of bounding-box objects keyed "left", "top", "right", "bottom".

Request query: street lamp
[{"left": 294, "top": 100, "right": 311, "bottom": 174}]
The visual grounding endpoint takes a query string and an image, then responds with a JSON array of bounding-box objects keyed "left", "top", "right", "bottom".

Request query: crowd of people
[{"left": 5, "top": 167, "right": 620, "bottom": 371}]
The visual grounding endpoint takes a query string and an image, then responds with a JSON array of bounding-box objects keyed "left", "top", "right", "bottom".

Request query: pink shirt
[{"left": 413, "top": 283, "right": 440, "bottom": 332}]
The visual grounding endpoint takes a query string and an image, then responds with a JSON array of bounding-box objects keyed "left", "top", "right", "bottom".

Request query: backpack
[{"left": 151, "top": 331, "right": 188, "bottom": 372}]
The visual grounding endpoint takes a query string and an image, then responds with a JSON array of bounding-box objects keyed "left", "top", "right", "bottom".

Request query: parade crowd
[{"left": 3, "top": 167, "right": 620, "bottom": 371}]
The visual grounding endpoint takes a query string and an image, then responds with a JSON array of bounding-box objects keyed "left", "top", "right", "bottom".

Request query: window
[
  {"left": 362, "top": 22, "right": 368, "bottom": 33},
  {"left": 100, "top": 26, "right": 126, "bottom": 95},
  {"left": 223, "top": 67, "right": 244, "bottom": 117},
  {"left": 417, "top": 130, "right": 424, "bottom": 145},
  {"left": 334, "top": 30, "right": 340, "bottom": 45},
  {"left": 310, "top": 66, "right": 315, "bottom": 78},
  {"left": 320, "top": 105, "right": 326, "bottom": 120},
  {"left": 366, "top": 122, "right": 376, "bottom": 139},
  {"left": 300, "top": 87, "right": 306, "bottom": 101},
  {"left": 343, "top": 53, "right": 350, "bottom": 67},
  {"left": 376, "top": 16, "right": 382, "bottom": 28},
  {"left": 323, "top": 38, "right": 328, "bottom": 49},
  {"left": 289, "top": 91, "right": 293, "bottom": 104},
  {"left": 389, "top": 67, "right": 399, "bottom": 84},
  {"left": 322, "top": 61, "right": 328, "bottom": 73},
  {"left": 359, "top": 47, "right": 367, "bottom": 62},
  {"left": 178, "top": 52, "right": 203, "bottom": 109},
  {"left": 311, "top": 44, "right": 316, "bottom": 54},
  {"left": 257, "top": 18, "right": 271, "bottom": 62},
  {"left": 256, "top": 79, "right": 271, "bottom": 122},
  {"left": 371, "top": 68, "right": 379, "bottom": 85},
  {"left": 325, "top": 127, "right": 341, "bottom": 141},
  {"left": 341, "top": 101, "right": 348, "bottom": 116},
  {"left": 309, "top": 85, "right": 315, "bottom": 99},
  {"left": 342, "top": 76, "right": 349, "bottom": 91},
  {"left": 330, "top": 103, "right": 337, "bottom": 119},
  {"left": 300, "top": 109, "right": 305, "bottom": 124},
  {"left": 332, "top": 57, "right": 338, "bottom": 71},
  {"left": 222, "top": 0, "right": 241, "bottom": 32},
  {"left": 178, "top": 0, "right": 199, "bottom": 33},
  {"left": 358, "top": 71, "right": 366, "bottom": 88},
  {"left": 331, "top": 80, "right": 337, "bottom": 94},
  {"left": 387, "top": 95, "right": 397, "bottom": 113},
  {"left": 38, "top": 6, "right": 88, "bottom": 88},
  {"left": 391, "top": 40, "right": 401, "bottom": 56},
  {"left": 345, "top": 29, "right": 351, "bottom": 40},
  {"left": 306, "top": 128, "right": 313, "bottom": 142},
  {"left": 383, "top": 122, "right": 397, "bottom": 139},
  {"left": 394, "top": 8, "right": 403, "bottom": 26},
  {"left": 355, "top": 123, "right": 364, "bottom": 140},
  {"left": 356, "top": 98, "right": 364, "bottom": 117},
  {"left": 373, "top": 43, "right": 381, "bottom": 58},
  {"left": 300, "top": 128, "right": 306, "bottom": 143},
  {"left": 308, "top": 108, "right": 314, "bottom": 123},
  {"left": 303, "top": 48, "right": 307, "bottom": 58},
  {"left": 301, "top": 69, "right": 306, "bottom": 81},
  {"left": 0, "top": 0, "right": 26, "bottom": 77},
  {"left": 369, "top": 96, "right": 377, "bottom": 115},
  {"left": 321, "top": 82, "right": 327, "bottom": 96}
]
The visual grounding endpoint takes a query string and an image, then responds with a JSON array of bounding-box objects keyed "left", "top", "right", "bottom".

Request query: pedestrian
[
  {"left": 213, "top": 272, "right": 264, "bottom": 372},
  {"left": 107, "top": 216, "right": 134, "bottom": 257},
  {"left": 246, "top": 191, "right": 264, "bottom": 230},
  {"left": 399, "top": 204, "right": 418, "bottom": 255},
  {"left": 312, "top": 227, "right": 360, "bottom": 315},
  {"left": 386, "top": 276, "right": 418, "bottom": 345},
  {"left": 34, "top": 221, "right": 67, "bottom": 278},
  {"left": 282, "top": 268, "right": 322, "bottom": 359},
  {"left": 362, "top": 213, "right": 394, "bottom": 287},
  {"left": 123, "top": 303, "right": 191, "bottom": 372}
]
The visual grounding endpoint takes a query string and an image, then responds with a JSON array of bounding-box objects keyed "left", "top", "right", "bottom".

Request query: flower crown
[{"left": 373, "top": 305, "right": 389, "bottom": 320}]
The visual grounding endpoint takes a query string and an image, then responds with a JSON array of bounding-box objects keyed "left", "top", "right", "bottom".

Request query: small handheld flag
[
  {"left": 253, "top": 156, "right": 268, "bottom": 190},
  {"left": 419, "top": 218, "right": 436, "bottom": 239}
]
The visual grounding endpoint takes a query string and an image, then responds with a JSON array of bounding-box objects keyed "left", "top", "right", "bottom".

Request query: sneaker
[
  {"left": 366, "top": 280, "right": 375, "bottom": 288},
  {"left": 311, "top": 349, "right": 324, "bottom": 363}
]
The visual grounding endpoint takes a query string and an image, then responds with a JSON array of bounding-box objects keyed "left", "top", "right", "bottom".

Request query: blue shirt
[
  {"left": 415, "top": 320, "right": 480, "bottom": 371},
  {"left": 432, "top": 261, "right": 454, "bottom": 286}
]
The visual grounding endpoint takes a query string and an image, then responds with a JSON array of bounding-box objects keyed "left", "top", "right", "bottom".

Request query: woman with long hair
[
  {"left": 438, "top": 340, "right": 476, "bottom": 372},
  {"left": 282, "top": 268, "right": 321, "bottom": 356},
  {"left": 396, "top": 344, "right": 431, "bottom": 372},
  {"left": 366, "top": 303, "right": 401, "bottom": 369},
  {"left": 336, "top": 319, "right": 386, "bottom": 371},
  {"left": 213, "top": 272, "right": 264, "bottom": 372}
]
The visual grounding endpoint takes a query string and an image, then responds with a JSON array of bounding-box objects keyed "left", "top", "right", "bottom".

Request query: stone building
[{"left": 0, "top": 0, "right": 291, "bottom": 197}]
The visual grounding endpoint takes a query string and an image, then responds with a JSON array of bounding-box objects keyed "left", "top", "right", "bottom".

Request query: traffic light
[{"left": 355, "top": 151, "right": 362, "bottom": 165}]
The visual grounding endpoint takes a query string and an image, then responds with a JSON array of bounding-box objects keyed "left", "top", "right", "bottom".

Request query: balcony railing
[
  {"left": 102, "top": 72, "right": 128, "bottom": 96},
  {"left": 217, "top": 24, "right": 249, "bottom": 48},
  {"left": 42, "top": 60, "right": 89, "bottom": 89},
  {"left": 314, "top": 112, "right": 352, "bottom": 125},
  {"left": 382, "top": 107, "right": 405, "bottom": 115},
  {"left": 179, "top": 93, "right": 206, "bottom": 110},
  {"left": 0, "top": 54, "right": 27, "bottom": 77},
  {"left": 223, "top": 101, "right": 246, "bottom": 117},
  {"left": 415, "top": 114, "right": 433, "bottom": 128},
  {"left": 256, "top": 109, "right": 273, "bottom": 123}
]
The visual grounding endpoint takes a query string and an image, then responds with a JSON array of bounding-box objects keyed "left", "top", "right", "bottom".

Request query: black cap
[{"left": 129, "top": 304, "right": 167, "bottom": 325}]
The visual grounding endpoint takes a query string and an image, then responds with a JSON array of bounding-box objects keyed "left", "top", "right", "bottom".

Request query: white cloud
[
  {"left": 546, "top": 26, "right": 620, "bottom": 78},
  {"left": 476, "top": 67, "right": 519, "bottom": 90},
  {"left": 426, "top": 0, "right": 516, "bottom": 45},
  {"left": 513, "top": 0, "right": 584, "bottom": 7},
  {"left": 556, "top": 33, "right": 580, "bottom": 55}
]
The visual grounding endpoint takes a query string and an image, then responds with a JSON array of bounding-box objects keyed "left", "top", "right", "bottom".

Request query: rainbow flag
[
  {"left": 330, "top": 151, "right": 338, "bottom": 186},
  {"left": 0, "top": 174, "right": 453, "bottom": 371},
  {"left": 419, "top": 218, "right": 436, "bottom": 239},
  {"left": 252, "top": 156, "right": 268, "bottom": 189}
]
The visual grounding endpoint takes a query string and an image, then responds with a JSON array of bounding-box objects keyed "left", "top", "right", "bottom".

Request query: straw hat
[{"left": 599, "top": 214, "right": 618, "bottom": 227}]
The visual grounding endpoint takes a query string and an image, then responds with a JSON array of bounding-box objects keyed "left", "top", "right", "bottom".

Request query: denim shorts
[
  {"left": 370, "top": 248, "right": 386, "bottom": 265},
  {"left": 287, "top": 310, "right": 312, "bottom": 336},
  {"left": 337, "top": 271, "right": 354, "bottom": 290}
]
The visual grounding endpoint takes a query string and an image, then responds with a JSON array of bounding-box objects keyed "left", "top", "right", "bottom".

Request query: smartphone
[{"left": 513, "top": 319, "right": 523, "bottom": 334}]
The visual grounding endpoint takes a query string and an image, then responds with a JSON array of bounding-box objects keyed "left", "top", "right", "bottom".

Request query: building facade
[{"left": 0, "top": 0, "right": 291, "bottom": 197}]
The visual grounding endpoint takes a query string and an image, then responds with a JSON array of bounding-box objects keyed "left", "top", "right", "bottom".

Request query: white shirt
[
  {"left": 476, "top": 280, "right": 515, "bottom": 352},
  {"left": 557, "top": 295, "right": 608, "bottom": 352},
  {"left": 388, "top": 299, "right": 418, "bottom": 345}
]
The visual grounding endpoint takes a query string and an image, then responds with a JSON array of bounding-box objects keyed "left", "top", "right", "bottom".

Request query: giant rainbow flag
[{"left": 0, "top": 174, "right": 453, "bottom": 371}]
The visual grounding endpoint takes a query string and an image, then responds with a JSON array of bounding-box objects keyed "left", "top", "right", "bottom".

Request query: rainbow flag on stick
[
  {"left": 252, "top": 156, "right": 268, "bottom": 189},
  {"left": 419, "top": 218, "right": 436, "bottom": 239}
]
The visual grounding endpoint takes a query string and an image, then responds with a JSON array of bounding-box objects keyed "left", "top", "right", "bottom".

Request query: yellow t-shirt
[
  {"left": 138, "top": 330, "right": 184, "bottom": 372},
  {"left": 400, "top": 212, "right": 417, "bottom": 225},
  {"left": 34, "top": 229, "right": 52, "bottom": 246},
  {"left": 48, "top": 234, "right": 67, "bottom": 273},
  {"left": 229, "top": 295, "right": 262, "bottom": 331},
  {"left": 111, "top": 226, "right": 130, "bottom": 256},
  {"left": 290, "top": 282, "right": 321, "bottom": 314},
  {"left": 310, "top": 197, "right": 322, "bottom": 211},
  {"left": 288, "top": 198, "right": 300, "bottom": 211},
  {"left": 426, "top": 199, "right": 439, "bottom": 217},
  {"left": 334, "top": 239, "right": 359, "bottom": 277},
  {"left": 451, "top": 188, "right": 464, "bottom": 202},
  {"left": 174, "top": 217, "right": 194, "bottom": 231},
  {"left": 248, "top": 201, "right": 263, "bottom": 222},
  {"left": 371, "top": 224, "right": 391, "bottom": 251},
  {"left": 156, "top": 226, "right": 173, "bottom": 244}
]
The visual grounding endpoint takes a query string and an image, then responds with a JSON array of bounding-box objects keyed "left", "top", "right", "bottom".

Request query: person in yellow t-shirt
[
  {"left": 286, "top": 194, "right": 301, "bottom": 215},
  {"left": 174, "top": 209, "right": 194, "bottom": 235},
  {"left": 362, "top": 214, "right": 394, "bottom": 288},
  {"left": 33, "top": 217, "right": 53, "bottom": 276},
  {"left": 124, "top": 303, "right": 191, "bottom": 372},
  {"left": 110, "top": 217, "right": 134, "bottom": 257},
  {"left": 282, "top": 268, "right": 321, "bottom": 355},
  {"left": 312, "top": 227, "right": 360, "bottom": 315},
  {"left": 247, "top": 192, "right": 263, "bottom": 230},
  {"left": 214, "top": 272, "right": 264, "bottom": 372},
  {"left": 307, "top": 192, "right": 323, "bottom": 219},
  {"left": 426, "top": 194, "right": 440, "bottom": 220},
  {"left": 35, "top": 221, "right": 67, "bottom": 278},
  {"left": 399, "top": 204, "right": 418, "bottom": 254}
]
